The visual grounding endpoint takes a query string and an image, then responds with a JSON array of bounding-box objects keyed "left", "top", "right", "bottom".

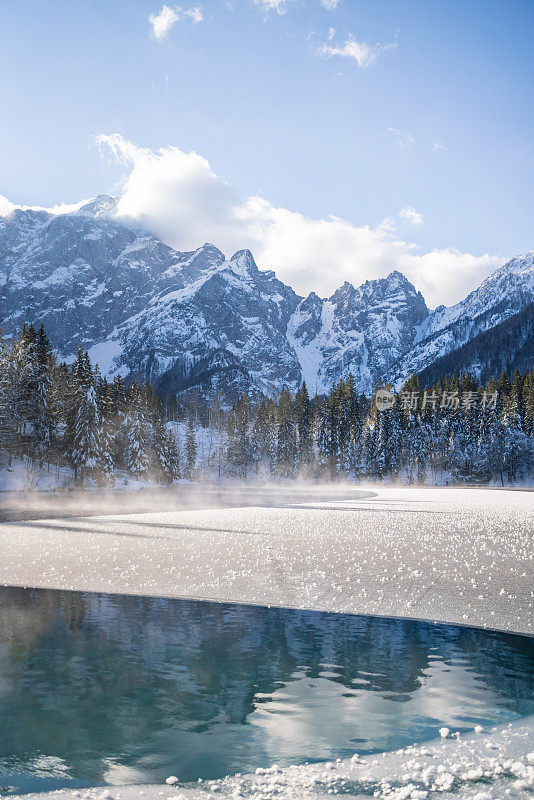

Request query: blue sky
[{"left": 1, "top": 0, "right": 533, "bottom": 305}]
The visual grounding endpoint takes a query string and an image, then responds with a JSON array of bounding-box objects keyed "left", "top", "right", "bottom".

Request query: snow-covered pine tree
[
  {"left": 8, "top": 324, "right": 39, "bottom": 450},
  {"left": 501, "top": 372, "right": 527, "bottom": 483},
  {"left": 70, "top": 350, "right": 101, "bottom": 486},
  {"left": 523, "top": 370, "right": 534, "bottom": 436},
  {"left": 294, "top": 381, "right": 313, "bottom": 471},
  {"left": 123, "top": 382, "right": 152, "bottom": 477},
  {"left": 344, "top": 375, "right": 363, "bottom": 477},
  {"left": 387, "top": 403, "right": 403, "bottom": 479},
  {"left": 94, "top": 376, "right": 115, "bottom": 485},
  {"left": 403, "top": 409, "right": 417, "bottom": 484},
  {"left": 152, "top": 417, "right": 180, "bottom": 483},
  {"left": 361, "top": 419, "right": 376, "bottom": 478},
  {"left": 226, "top": 394, "right": 253, "bottom": 479},
  {"left": 0, "top": 329, "right": 18, "bottom": 464},
  {"left": 32, "top": 324, "right": 55, "bottom": 463},
  {"left": 251, "top": 397, "right": 271, "bottom": 474},
  {"left": 485, "top": 380, "right": 506, "bottom": 485},
  {"left": 372, "top": 408, "right": 389, "bottom": 479},
  {"left": 108, "top": 374, "right": 128, "bottom": 468},
  {"left": 334, "top": 379, "right": 351, "bottom": 476},
  {"left": 317, "top": 389, "right": 338, "bottom": 479},
  {"left": 185, "top": 415, "right": 197, "bottom": 480},
  {"left": 275, "top": 388, "right": 297, "bottom": 478},
  {"left": 268, "top": 405, "right": 278, "bottom": 478}
]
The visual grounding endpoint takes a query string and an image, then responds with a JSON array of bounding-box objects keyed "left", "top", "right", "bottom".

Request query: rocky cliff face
[
  {"left": 1, "top": 197, "right": 532, "bottom": 399},
  {"left": 288, "top": 271, "right": 429, "bottom": 394}
]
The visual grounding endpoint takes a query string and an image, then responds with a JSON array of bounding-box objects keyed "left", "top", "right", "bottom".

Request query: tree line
[
  {"left": 1, "top": 322, "right": 533, "bottom": 486},
  {"left": 215, "top": 370, "right": 533, "bottom": 484},
  {"left": 0, "top": 324, "right": 184, "bottom": 485}
]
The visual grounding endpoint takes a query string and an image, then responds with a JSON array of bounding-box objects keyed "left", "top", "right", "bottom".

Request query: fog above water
[{"left": 0, "top": 482, "right": 376, "bottom": 522}]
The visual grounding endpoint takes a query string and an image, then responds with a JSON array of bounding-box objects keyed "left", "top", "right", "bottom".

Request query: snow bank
[{"left": 6, "top": 716, "right": 534, "bottom": 799}]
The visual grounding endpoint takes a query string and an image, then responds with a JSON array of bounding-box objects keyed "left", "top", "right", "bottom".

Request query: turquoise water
[{"left": 0, "top": 587, "right": 532, "bottom": 795}]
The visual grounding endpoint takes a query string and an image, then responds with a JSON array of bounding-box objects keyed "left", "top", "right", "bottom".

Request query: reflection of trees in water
[
  {"left": 64, "top": 592, "right": 86, "bottom": 633},
  {"left": 0, "top": 586, "right": 63, "bottom": 663},
  {"left": 0, "top": 587, "right": 532, "bottom": 786}
]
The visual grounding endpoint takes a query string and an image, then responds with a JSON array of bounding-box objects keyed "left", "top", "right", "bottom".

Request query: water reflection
[{"left": 0, "top": 586, "right": 532, "bottom": 794}]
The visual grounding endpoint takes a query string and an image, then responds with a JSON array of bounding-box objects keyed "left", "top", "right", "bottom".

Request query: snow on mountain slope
[
  {"left": 114, "top": 248, "right": 302, "bottom": 396},
  {"left": 0, "top": 198, "right": 212, "bottom": 354},
  {"left": 288, "top": 272, "right": 428, "bottom": 394},
  {"left": 384, "top": 251, "right": 534, "bottom": 388},
  {"left": 1, "top": 196, "right": 532, "bottom": 399}
]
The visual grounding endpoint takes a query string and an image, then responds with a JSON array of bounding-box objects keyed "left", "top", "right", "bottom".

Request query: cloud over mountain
[{"left": 93, "top": 134, "right": 502, "bottom": 308}]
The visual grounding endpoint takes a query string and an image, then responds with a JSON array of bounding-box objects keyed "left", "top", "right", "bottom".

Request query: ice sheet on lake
[{"left": 0, "top": 487, "right": 532, "bottom": 635}]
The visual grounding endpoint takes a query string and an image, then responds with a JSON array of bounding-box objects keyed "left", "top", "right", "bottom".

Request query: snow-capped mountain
[
  {"left": 1, "top": 197, "right": 533, "bottom": 399},
  {"left": 384, "top": 252, "right": 534, "bottom": 388},
  {"left": 288, "top": 272, "right": 428, "bottom": 394},
  {"left": 416, "top": 301, "right": 534, "bottom": 388}
]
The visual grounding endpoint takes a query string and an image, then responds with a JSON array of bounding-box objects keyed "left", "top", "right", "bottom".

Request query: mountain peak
[
  {"left": 229, "top": 249, "right": 258, "bottom": 272},
  {"left": 499, "top": 251, "right": 534, "bottom": 275},
  {"left": 199, "top": 242, "right": 225, "bottom": 257},
  {"left": 386, "top": 269, "right": 408, "bottom": 282},
  {"left": 77, "top": 195, "right": 118, "bottom": 218}
]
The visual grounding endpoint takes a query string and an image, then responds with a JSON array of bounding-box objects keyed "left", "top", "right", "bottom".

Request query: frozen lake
[
  {"left": 0, "top": 586, "right": 533, "bottom": 796},
  {"left": 1, "top": 485, "right": 533, "bottom": 799},
  {"left": 0, "top": 485, "right": 532, "bottom": 634}
]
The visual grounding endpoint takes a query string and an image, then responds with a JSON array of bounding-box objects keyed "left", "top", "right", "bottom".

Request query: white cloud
[
  {"left": 0, "top": 195, "right": 91, "bottom": 217},
  {"left": 0, "top": 195, "right": 16, "bottom": 217},
  {"left": 184, "top": 5, "right": 204, "bottom": 23},
  {"left": 318, "top": 29, "right": 397, "bottom": 68},
  {"left": 399, "top": 206, "right": 423, "bottom": 226},
  {"left": 387, "top": 127, "right": 415, "bottom": 148},
  {"left": 149, "top": 5, "right": 179, "bottom": 39},
  {"left": 433, "top": 140, "right": 446, "bottom": 151},
  {"left": 253, "top": 0, "right": 289, "bottom": 14},
  {"left": 93, "top": 133, "right": 501, "bottom": 307},
  {"left": 320, "top": 0, "right": 341, "bottom": 9},
  {"left": 148, "top": 4, "right": 203, "bottom": 41}
]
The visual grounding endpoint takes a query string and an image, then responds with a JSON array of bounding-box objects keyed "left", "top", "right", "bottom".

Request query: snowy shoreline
[{"left": 6, "top": 715, "right": 534, "bottom": 799}]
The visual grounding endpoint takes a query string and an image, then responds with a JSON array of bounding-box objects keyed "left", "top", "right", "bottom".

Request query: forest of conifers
[{"left": 1, "top": 323, "right": 533, "bottom": 486}]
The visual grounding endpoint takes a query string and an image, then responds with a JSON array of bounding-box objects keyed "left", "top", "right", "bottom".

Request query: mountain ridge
[{"left": 1, "top": 197, "right": 532, "bottom": 400}]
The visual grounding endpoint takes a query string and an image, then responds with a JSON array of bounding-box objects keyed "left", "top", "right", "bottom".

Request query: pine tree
[
  {"left": 153, "top": 417, "right": 181, "bottom": 483},
  {"left": 294, "top": 382, "right": 313, "bottom": 470},
  {"left": 32, "top": 324, "right": 55, "bottom": 462},
  {"left": 501, "top": 381, "right": 526, "bottom": 485},
  {"left": 227, "top": 394, "right": 253, "bottom": 479},
  {"left": 0, "top": 330, "right": 18, "bottom": 463},
  {"left": 403, "top": 410, "right": 417, "bottom": 483},
  {"left": 372, "top": 409, "right": 388, "bottom": 479},
  {"left": 94, "top": 377, "right": 115, "bottom": 485},
  {"left": 251, "top": 397, "right": 272, "bottom": 474},
  {"left": 345, "top": 375, "right": 364, "bottom": 477},
  {"left": 317, "top": 389, "right": 337, "bottom": 479},
  {"left": 185, "top": 415, "right": 197, "bottom": 479},
  {"left": 334, "top": 380, "right": 351, "bottom": 475},
  {"left": 523, "top": 371, "right": 534, "bottom": 436},
  {"left": 124, "top": 382, "right": 152, "bottom": 477},
  {"left": 71, "top": 352, "right": 101, "bottom": 487},
  {"left": 275, "top": 388, "right": 297, "bottom": 478},
  {"left": 387, "top": 404, "right": 403, "bottom": 479}
]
